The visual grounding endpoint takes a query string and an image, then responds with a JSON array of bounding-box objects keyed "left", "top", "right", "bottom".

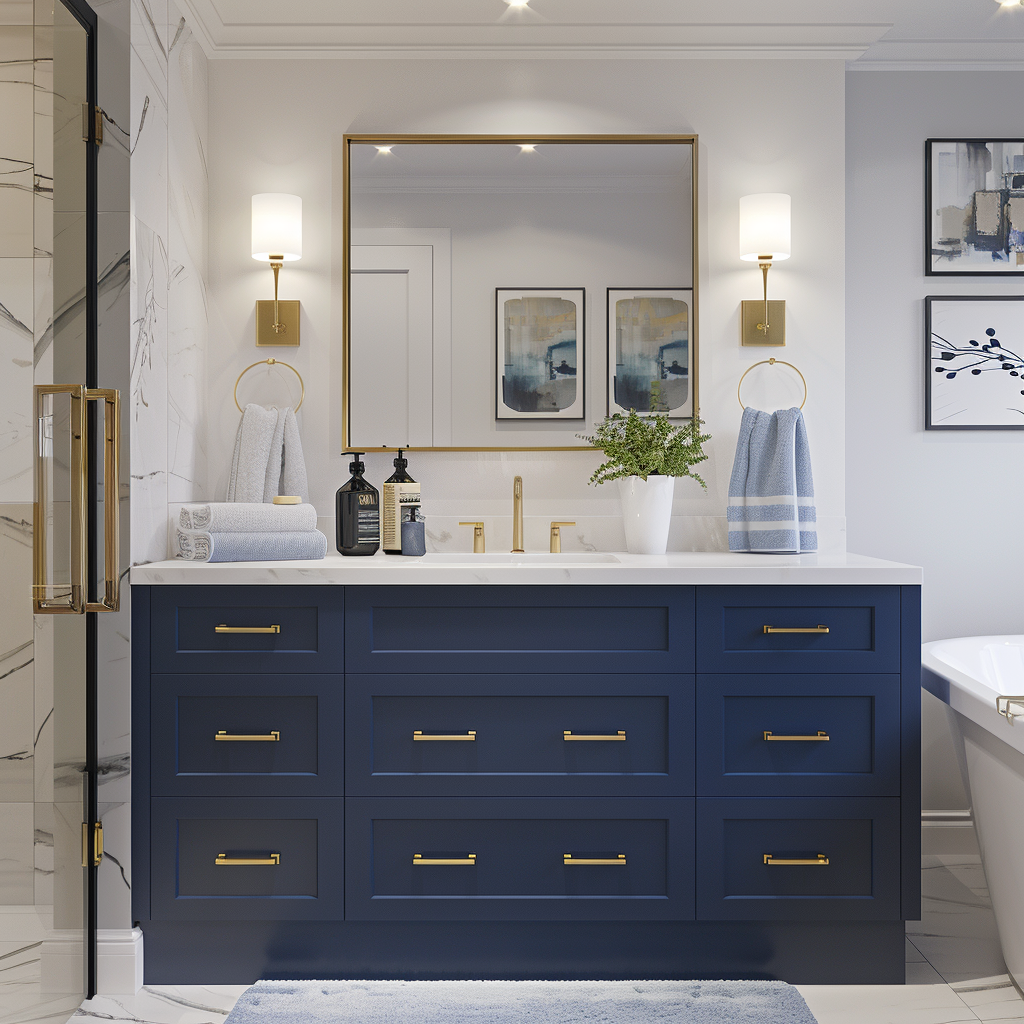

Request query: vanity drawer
[
  {"left": 150, "top": 675, "right": 344, "bottom": 797},
  {"left": 696, "top": 586, "right": 901, "bottom": 674},
  {"left": 345, "top": 586, "right": 695, "bottom": 675},
  {"left": 151, "top": 587, "right": 344, "bottom": 674},
  {"left": 150, "top": 797, "right": 344, "bottom": 921},
  {"left": 345, "top": 674, "right": 693, "bottom": 797},
  {"left": 695, "top": 675, "right": 901, "bottom": 797},
  {"left": 695, "top": 797, "right": 900, "bottom": 921},
  {"left": 345, "top": 797, "right": 695, "bottom": 921}
]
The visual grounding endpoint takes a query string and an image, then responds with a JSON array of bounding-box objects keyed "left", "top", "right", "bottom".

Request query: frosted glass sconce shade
[
  {"left": 739, "top": 193, "right": 791, "bottom": 262},
  {"left": 251, "top": 193, "right": 302, "bottom": 346},
  {"left": 251, "top": 193, "right": 302, "bottom": 262}
]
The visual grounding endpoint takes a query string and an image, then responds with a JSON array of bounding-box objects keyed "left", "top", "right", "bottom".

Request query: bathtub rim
[{"left": 923, "top": 635, "right": 1024, "bottom": 760}]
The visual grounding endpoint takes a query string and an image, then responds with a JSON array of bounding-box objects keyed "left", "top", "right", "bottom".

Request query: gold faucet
[
  {"left": 511, "top": 476, "right": 524, "bottom": 553},
  {"left": 459, "top": 521, "right": 485, "bottom": 554},
  {"left": 549, "top": 522, "right": 575, "bottom": 554}
]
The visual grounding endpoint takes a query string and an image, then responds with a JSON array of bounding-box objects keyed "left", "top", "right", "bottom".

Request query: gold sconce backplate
[
  {"left": 741, "top": 300, "right": 786, "bottom": 346},
  {"left": 256, "top": 300, "right": 300, "bottom": 347}
]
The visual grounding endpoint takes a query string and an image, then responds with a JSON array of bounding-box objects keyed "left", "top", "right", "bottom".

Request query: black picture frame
[
  {"left": 925, "top": 138, "right": 1024, "bottom": 277},
  {"left": 495, "top": 287, "right": 586, "bottom": 421},
  {"left": 925, "top": 294, "right": 1024, "bottom": 430}
]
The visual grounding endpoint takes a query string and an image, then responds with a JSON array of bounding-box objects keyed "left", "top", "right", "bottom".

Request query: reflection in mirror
[{"left": 342, "top": 137, "right": 696, "bottom": 452}]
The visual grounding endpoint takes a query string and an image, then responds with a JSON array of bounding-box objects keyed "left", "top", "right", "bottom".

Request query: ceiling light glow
[
  {"left": 996, "top": 0, "right": 1022, "bottom": 8},
  {"left": 376, "top": 145, "right": 393, "bottom": 154},
  {"left": 519, "top": 144, "right": 536, "bottom": 153},
  {"left": 505, "top": 0, "right": 531, "bottom": 7}
]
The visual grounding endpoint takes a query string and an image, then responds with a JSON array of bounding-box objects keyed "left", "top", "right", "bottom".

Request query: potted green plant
[{"left": 579, "top": 410, "right": 711, "bottom": 554}]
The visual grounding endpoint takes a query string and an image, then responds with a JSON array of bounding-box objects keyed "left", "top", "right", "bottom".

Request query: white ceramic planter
[{"left": 617, "top": 475, "right": 675, "bottom": 555}]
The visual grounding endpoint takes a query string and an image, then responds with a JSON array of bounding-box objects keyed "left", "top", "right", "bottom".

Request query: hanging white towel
[
  {"left": 227, "top": 403, "right": 309, "bottom": 504},
  {"left": 727, "top": 406, "right": 817, "bottom": 554}
]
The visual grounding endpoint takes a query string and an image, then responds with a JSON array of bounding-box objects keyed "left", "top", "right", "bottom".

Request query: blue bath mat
[{"left": 224, "top": 979, "right": 818, "bottom": 1023}]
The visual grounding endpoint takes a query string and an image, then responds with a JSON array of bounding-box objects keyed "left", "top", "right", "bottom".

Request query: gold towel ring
[
  {"left": 234, "top": 358, "right": 305, "bottom": 413},
  {"left": 737, "top": 357, "right": 807, "bottom": 411}
]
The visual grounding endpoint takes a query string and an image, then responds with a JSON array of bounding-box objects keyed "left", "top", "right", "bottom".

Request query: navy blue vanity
[{"left": 131, "top": 575, "right": 921, "bottom": 984}]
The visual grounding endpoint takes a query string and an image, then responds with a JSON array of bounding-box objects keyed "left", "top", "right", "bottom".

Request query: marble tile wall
[{"left": 130, "top": 0, "right": 208, "bottom": 568}]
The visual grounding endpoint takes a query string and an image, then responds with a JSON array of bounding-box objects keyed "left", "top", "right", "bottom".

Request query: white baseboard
[{"left": 97, "top": 927, "right": 143, "bottom": 994}]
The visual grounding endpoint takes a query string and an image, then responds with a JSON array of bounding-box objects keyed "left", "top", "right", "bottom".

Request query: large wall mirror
[{"left": 340, "top": 135, "right": 697, "bottom": 452}]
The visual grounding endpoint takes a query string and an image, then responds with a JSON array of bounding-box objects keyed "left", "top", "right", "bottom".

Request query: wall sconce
[
  {"left": 251, "top": 193, "right": 302, "bottom": 347},
  {"left": 739, "top": 192, "right": 790, "bottom": 347}
]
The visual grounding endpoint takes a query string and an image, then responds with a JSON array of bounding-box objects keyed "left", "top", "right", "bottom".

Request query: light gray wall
[
  {"left": 206, "top": 59, "right": 847, "bottom": 554},
  {"left": 846, "top": 69, "right": 1024, "bottom": 810}
]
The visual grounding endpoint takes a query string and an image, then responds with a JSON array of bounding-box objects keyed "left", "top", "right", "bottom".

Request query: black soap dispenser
[{"left": 336, "top": 452, "right": 380, "bottom": 556}]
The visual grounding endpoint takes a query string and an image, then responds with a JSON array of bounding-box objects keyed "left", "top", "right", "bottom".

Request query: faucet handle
[
  {"left": 549, "top": 521, "right": 576, "bottom": 554},
  {"left": 459, "top": 521, "right": 486, "bottom": 554}
]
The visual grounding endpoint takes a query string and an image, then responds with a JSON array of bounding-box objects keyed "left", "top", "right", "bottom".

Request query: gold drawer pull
[
  {"left": 763, "top": 731, "right": 829, "bottom": 742},
  {"left": 413, "top": 731, "right": 476, "bottom": 742},
  {"left": 215, "top": 853, "right": 281, "bottom": 866},
  {"left": 215, "top": 624, "right": 281, "bottom": 634},
  {"left": 763, "top": 624, "right": 830, "bottom": 634},
  {"left": 563, "top": 731, "right": 626, "bottom": 742},
  {"left": 413, "top": 854, "right": 477, "bottom": 866},
  {"left": 763, "top": 854, "right": 829, "bottom": 866},
  {"left": 563, "top": 854, "right": 627, "bottom": 866},
  {"left": 215, "top": 730, "right": 281, "bottom": 742}
]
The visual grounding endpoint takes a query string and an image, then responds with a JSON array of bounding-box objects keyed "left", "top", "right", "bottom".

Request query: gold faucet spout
[{"left": 512, "top": 476, "right": 524, "bottom": 553}]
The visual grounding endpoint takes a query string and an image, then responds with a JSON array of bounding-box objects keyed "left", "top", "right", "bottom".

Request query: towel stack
[{"left": 175, "top": 502, "right": 329, "bottom": 562}]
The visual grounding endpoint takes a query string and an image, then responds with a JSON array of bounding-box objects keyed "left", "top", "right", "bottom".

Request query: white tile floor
[{"left": 3, "top": 852, "right": 1022, "bottom": 1024}]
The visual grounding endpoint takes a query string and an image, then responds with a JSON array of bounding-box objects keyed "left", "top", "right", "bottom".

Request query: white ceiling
[{"left": 179, "top": 0, "right": 1024, "bottom": 65}]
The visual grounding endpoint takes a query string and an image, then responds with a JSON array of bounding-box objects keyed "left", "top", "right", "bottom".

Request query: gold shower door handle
[
  {"left": 215, "top": 853, "right": 281, "bottom": 866},
  {"left": 413, "top": 731, "right": 477, "bottom": 741},
  {"left": 763, "top": 731, "right": 830, "bottom": 742},
  {"left": 413, "top": 854, "right": 477, "bottom": 866},
  {"left": 33, "top": 385, "right": 87, "bottom": 614},
  {"left": 763, "top": 625, "right": 830, "bottom": 634},
  {"left": 215, "top": 731, "right": 281, "bottom": 742},
  {"left": 215, "top": 624, "right": 281, "bottom": 634},
  {"left": 563, "top": 854, "right": 627, "bottom": 866},
  {"left": 86, "top": 389, "right": 120, "bottom": 612},
  {"left": 763, "top": 854, "right": 830, "bottom": 866},
  {"left": 563, "top": 731, "right": 626, "bottom": 742}
]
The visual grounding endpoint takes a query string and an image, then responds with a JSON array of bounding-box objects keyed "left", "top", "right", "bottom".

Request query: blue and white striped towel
[{"left": 728, "top": 406, "right": 817, "bottom": 554}]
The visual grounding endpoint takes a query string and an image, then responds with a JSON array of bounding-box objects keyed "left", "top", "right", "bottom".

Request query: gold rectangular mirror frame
[{"left": 342, "top": 133, "right": 699, "bottom": 453}]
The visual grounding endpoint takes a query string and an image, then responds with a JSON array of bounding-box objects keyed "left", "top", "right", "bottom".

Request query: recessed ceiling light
[
  {"left": 519, "top": 144, "right": 536, "bottom": 153},
  {"left": 996, "top": 0, "right": 1022, "bottom": 8},
  {"left": 505, "top": 0, "right": 531, "bottom": 7},
  {"left": 376, "top": 146, "right": 393, "bottom": 154}
]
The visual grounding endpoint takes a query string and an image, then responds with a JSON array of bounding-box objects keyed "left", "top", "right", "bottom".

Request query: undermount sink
[{"left": 423, "top": 552, "right": 621, "bottom": 565}]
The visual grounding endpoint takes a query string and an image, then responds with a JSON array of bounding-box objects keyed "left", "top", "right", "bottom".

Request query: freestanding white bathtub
[{"left": 922, "top": 635, "right": 1024, "bottom": 991}]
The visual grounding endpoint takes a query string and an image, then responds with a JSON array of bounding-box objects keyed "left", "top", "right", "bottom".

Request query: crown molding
[{"left": 848, "top": 60, "right": 1024, "bottom": 71}]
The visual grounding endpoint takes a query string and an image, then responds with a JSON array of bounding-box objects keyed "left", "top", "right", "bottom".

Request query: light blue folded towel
[
  {"left": 176, "top": 529, "right": 328, "bottom": 562},
  {"left": 728, "top": 406, "right": 817, "bottom": 554}
]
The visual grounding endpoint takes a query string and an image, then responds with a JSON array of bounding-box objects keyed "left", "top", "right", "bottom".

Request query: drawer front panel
[
  {"left": 696, "top": 675, "right": 901, "bottom": 797},
  {"left": 696, "top": 797, "right": 900, "bottom": 920},
  {"left": 346, "top": 674, "right": 693, "bottom": 797},
  {"left": 696, "top": 587, "right": 900, "bottom": 674},
  {"left": 151, "top": 675, "right": 344, "bottom": 796},
  {"left": 346, "top": 797, "right": 695, "bottom": 921},
  {"left": 152, "top": 587, "right": 343, "bottom": 673},
  {"left": 151, "top": 797, "right": 344, "bottom": 920},
  {"left": 345, "top": 587, "right": 695, "bottom": 674}
]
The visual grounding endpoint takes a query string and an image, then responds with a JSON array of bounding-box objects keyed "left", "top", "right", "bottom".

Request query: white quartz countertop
[{"left": 130, "top": 551, "right": 922, "bottom": 586}]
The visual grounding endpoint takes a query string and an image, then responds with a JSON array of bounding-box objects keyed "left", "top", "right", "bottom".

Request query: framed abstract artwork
[
  {"left": 926, "top": 139, "right": 1024, "bottom": 276},
  {"left": 607, "top": 288, "right": 693, "bottom": 418},
  {"left": 495, "top": 288, "right": 585, "bottom": 420},
  {"left": 926, "top": 295, "right": 1024, "bottom": 429}
]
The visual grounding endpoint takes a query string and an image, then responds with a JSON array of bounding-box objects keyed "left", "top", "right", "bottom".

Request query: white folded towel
[
  {"left": 179, "top": 502, "right": 318, "bottom": 533},
  {"left": 227, "top": 404, "right": 309, "bottom": 504},
  {"left": 175, "top": 529, "right": 328, "bottom": 562}
]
